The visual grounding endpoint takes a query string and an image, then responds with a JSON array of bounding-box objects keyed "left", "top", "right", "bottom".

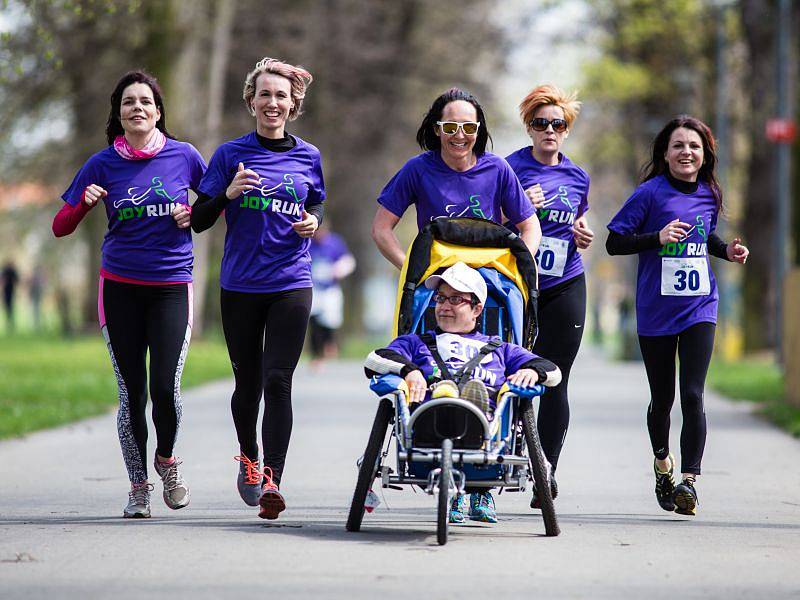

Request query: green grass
[
  {"left": 707, "top": 358, "right": 800, "bottom": 437},
  {"left": 0, "top": 334, "right": 230, "bottom": 439}
]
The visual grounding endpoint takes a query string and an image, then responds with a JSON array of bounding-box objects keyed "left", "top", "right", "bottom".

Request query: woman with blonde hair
[
  {"left": 191, "top": 57, "right": 325, "bottom": 520},
  {"left": 506, "top": 84, "right": 593, "bottom": 509}
]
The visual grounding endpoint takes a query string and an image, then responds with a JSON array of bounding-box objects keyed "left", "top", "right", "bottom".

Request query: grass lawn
[
  {"left": 707, "top": 358, "right": 800, "bottom": 437},
  {"left": 0, "top": 334, "right": 231, "bottom": 439}
]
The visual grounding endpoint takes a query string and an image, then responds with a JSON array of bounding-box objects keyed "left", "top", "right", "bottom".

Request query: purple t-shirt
[
  {"left": 607, "top": 174, "right": 719, "bottom": 336},
  {"left": 62, "top": 139, "right": 207, "bottom": 282},
  {"left": 377, "top": 151, "right": 535, "bottom": 230},
  {"left": 198, "top": 132, "right": 326, "bottom": 293},
  {"left": 310, "top": 232, "right": 350, "bottom": 291},
  {"left": 506, "top": 148, "right": 590, "bottom": 290},
  {"left": 388, "top": 331, "right": 541, "bottom": 403}
]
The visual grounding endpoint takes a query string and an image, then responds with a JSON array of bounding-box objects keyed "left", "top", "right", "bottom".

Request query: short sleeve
[
  {"left": 498, "top": 160, "right": 535, "bottom": 225},
  {"left": 607, "top": 184, "right": 651, "bottom": 235},
  {"left": 377, "top": 160, "right": 418, "bottom": 218},
  {"left": 184, "top": 143, "right": 208, "bottom": 193},
  {"left": 502, "top": 342, "right": 538, "bottom": 375},
  {"left": 62, "top": 155, "right": 102, "bottom": 207},
  {"left": 198, "top": 144, "right": 233, "bottom": 198},
  {"left": 306, "top": 149, "right": 326, "bottom": 205},
  {"left": 578, "top": 171, "right": 590, "bottom": 218}
]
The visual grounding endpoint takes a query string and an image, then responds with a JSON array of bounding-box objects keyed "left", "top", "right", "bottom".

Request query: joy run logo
[
  {"left": 115, "top": 176, "right": 182, "bottom": 221},
  {"left": 240, "top": 173, "right": 303, "bottom": 217},
  {"left": 443, "top": 194, "right": 491, "bottom": 220}
]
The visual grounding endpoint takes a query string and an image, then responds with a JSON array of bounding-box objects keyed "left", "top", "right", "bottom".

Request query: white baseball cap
[{"left": 424, "top": 261, "right": 487, "bottom": 305}]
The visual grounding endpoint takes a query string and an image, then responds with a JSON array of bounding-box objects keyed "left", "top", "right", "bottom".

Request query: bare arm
[
  {"left": 515, "top": 215, "right": 542, "bottom": 256},
  {"left": 371, "top": 206, "right": 405, "bottom": 269}
]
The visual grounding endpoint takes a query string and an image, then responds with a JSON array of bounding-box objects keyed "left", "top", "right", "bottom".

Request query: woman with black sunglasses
[
  {"left": 506, "top": 84, "right": 592, "bottom": 509},
  {"left": 607, "top": 115, "right": 748, "bottom": 516},
  {"left": 372, "top": 88, "right": 541, "bottom": 268}
]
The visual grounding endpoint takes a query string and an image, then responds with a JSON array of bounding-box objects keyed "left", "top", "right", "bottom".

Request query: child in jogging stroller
[{"left": 347, "top": 217, "right": 561, "bottom": 544}]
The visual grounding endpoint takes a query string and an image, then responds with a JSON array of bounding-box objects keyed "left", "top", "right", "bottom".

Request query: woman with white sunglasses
[
  {"left": 505, "top": 84, "right": 592, "bottom": 510},
  {"left": 372, "top": 87, "right": 541, "bottom": 268}
]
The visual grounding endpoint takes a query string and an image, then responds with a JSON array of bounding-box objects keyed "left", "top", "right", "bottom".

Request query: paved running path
[{"left": 1, "top": 349, "right": 799, "bottom": 599}]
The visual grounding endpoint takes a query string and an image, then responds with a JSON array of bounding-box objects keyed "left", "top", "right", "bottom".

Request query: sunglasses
[
  {"left": 433, "top": 292, "right": 476, "bottom": 306},
  {"left": 436, "top": 121, "right": 481, "bottom": 136},
  {"left": 529, "top": 117, "right": 568, "bottom": 133}
]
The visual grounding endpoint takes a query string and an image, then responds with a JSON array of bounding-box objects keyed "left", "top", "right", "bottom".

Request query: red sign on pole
[{"left": 766, "top": 118, "right": 797, "bottom": 143}]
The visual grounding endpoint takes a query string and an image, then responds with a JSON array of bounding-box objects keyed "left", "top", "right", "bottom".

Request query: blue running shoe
[
  {"left": 449, "top": 494, "right": 468, "bottom": 524},
  {"left": 469, "top": 491, "right": 497, "bottom": 523}
]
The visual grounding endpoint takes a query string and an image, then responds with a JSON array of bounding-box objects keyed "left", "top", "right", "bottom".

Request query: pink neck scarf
[{"left": 113, "top": 128, "right": 166, "bottom": 160}]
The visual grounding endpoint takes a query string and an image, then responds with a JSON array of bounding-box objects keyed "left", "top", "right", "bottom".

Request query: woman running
[
  {"left": 505, "top": 84, "right": 592, "bottom": 508},
  {"left": 606, "top": 115, "right": 748, "bottom": 516},
  {"left": 53, "top": 70, "right": 207, "bottom": 518},
  {"left": 191, "top": 57, "right": 324, "bottom": 520},
  {"left": 372, "top": 87, "right": 541, "bottom": 268}
]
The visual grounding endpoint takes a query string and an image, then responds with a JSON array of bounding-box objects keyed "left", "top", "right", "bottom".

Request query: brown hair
[{"left": 242, "top": 57, "right": 313, "bottom": 121}]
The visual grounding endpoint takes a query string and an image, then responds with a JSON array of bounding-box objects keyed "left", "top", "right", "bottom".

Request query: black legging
[
  {"left": 100, "top": 277, "right": 192, "bottom": 484},
  {"left": 638, "top": 321, "right": 715, "bottom": 475},
  {"left": 221, "top": 287, "right": 312, "bottom": 484},
  {"left": 532, "top": 273, "right": 586, "bottom": 473}
]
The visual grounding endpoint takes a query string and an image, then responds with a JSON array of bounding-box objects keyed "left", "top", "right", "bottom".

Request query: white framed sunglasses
[{"left": 436, "top": 121, "right": 481, "bottom": 136}]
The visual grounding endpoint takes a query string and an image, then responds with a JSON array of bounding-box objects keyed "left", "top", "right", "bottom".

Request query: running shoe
[
  {"left": 153, "top": 456, "right": 190, "bottom": 510},
  {"left": 469, "top": 491, "right": 497, "bottom": 523},
  {"left": 123, "top": 482, "right": 154, "bottom": 518},
  {"left": 449, "top": 493, "right": 468, "bottom": 524},
  {"left": 673, "top": 477, "right": 698, "bottom": 516},
  {"left": 460, "top": 379, "right": 490, "bottom": 414},
  {"left": 654, "top": 453, "right": 676, "bottom": 512},
  {"left": 530, "top": 474, "right": 559, "bottom": 509},
  {"left": 431, "top": 379, "right": 459, "bottom": 399},
  {"left": 258, "top": 466, "right": 286, "bottom": 520},
  {"left": 234, "top": 455, "right": 263, "bottom": 507}
]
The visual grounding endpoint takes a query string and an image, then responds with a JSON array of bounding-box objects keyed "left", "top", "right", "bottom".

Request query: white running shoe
[
  {"left": 124, "top": 483, "right": 154, "bottom": 518},
  {"left": 153, "top": 457, "right": 191, "bottom": 510}
]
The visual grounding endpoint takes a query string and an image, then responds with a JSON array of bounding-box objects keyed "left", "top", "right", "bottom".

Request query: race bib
[
  {"left": 661, "top": 257, "right": 711, "bottom": 296},
  {"left": 535, "top": 236, "right": 569, "bottom": 277}
]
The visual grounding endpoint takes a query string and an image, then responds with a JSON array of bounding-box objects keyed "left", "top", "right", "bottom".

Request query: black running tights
[
  {"left": 638, "top": 322, "right": 715, "bottom": 475},
  {"left": 221, "top": 287, "right": 312, "bottom": 484},
  {"left": 532, "top": 273, "right": 586, "bottom": 473}
]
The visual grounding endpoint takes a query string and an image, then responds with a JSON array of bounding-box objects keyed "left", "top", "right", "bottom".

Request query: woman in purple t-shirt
[
  {"left": 53, "top": 70, "right": 207, "bottom": 519},
  {"left": 191, "top": 57, "right": 325, "bottom": 520},
  {"left": 506, "top": 85, "right": 593, "bottom": 509},
  {"left": 607, "top": 116, "right": 748, "bottom": 517},
  {"left": 372, "top": 88, "right": 541, "bottom": 268}
]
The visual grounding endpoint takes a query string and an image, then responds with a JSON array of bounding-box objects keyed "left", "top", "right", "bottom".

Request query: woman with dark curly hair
[
  {"left": 372, "top": 87, "right": 541, "bottom": 268},
  {"left": 607, "top": 115, "right": 748, "bottom": 516}
]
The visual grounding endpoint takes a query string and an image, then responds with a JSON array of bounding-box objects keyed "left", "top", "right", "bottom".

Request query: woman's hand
[
  {"left": 658, "top": 218, "right": 691, "bottom": 245},
  {"left": 226, "top": 162, "right": 261, "bottom": 200},
  {"left": 171, "top": 204, "right": 191, "bottom": 229},
  {"left": 83, "top": 184, "right": 107, "bottom": 207},
  {"left": 292, "top": 210, "right": 318, "bottom": 238},
  {"left": 525, "top": 184, "right": 546, "bottom": 209},
  {"left": 507, "top": 368, "right": 539, "bottom": 388},
  {"left": 404, "top": 370, "right": 428, "bottom": 404},
  {"left": 573, "top": 215, "right": 594, "bottom": 249},
  {"left": 727, "top": 237, "right": 749, "bottom": 264}
]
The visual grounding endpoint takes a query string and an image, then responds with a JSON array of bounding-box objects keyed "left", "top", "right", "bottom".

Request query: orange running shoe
[{"left": 258, "top": 466, "right": 286, "bottom": 520}]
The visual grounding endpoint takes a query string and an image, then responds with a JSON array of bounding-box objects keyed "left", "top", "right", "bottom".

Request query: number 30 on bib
[
  {"left": 535, "top": 236, "right": 569, "bottom": 277},
  {"left": 661, "top": 257, "right": 711, "bottom": 296}
]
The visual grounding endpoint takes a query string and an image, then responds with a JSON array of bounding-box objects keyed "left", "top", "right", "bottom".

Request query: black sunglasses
[{"left": 529, "top": 117, "right": 568, "bottom": 133}]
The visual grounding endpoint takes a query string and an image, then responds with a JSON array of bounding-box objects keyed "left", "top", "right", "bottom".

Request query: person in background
[
  {"left": 2, "top": 261, "right": 19, "bottom": 332},
  {"left": 309, "top": 222, "right": 355, "bottom": 369}
]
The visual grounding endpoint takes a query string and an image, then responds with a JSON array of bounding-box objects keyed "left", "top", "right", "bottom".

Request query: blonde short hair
[
  {"left": 242, "top": 57, "right": 313, "bottom": 121},
  {"left": 518, "top": 84, "right": 581, "bottom": 129}
]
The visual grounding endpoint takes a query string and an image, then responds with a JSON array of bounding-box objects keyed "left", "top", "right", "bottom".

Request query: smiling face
[
  {"left": 665, "top": 126, "right": 704, "bottom": 182},
  {"left": 436, "top": 100, "right": 479, "bottom": 165},
  {"left": 529, "top": 104, "right": 568, "bottom": 158},
  {"left": 119, "top": 82, "right": 160, "bottom": 140},
  {"left": 251, "top": 72, "right": 294, "bottom": 138},
  {"left": 434, "top": 282, "right": 483, "bottom": 334}
]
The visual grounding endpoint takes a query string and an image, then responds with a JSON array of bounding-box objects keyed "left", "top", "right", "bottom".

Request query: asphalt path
[{"left": 1, "top": 348, "right": 799, "bottom": 599}]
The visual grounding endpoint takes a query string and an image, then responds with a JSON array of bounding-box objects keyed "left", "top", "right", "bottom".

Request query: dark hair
[
  {"left": 641, "top": 115, "right": 723, "bottom": 211},
  {"left": 416, "top": 87, "right": 492, "bottom": 155},
  {"left": 105, "top": 70, "right": 173, "bottom": 145}
]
